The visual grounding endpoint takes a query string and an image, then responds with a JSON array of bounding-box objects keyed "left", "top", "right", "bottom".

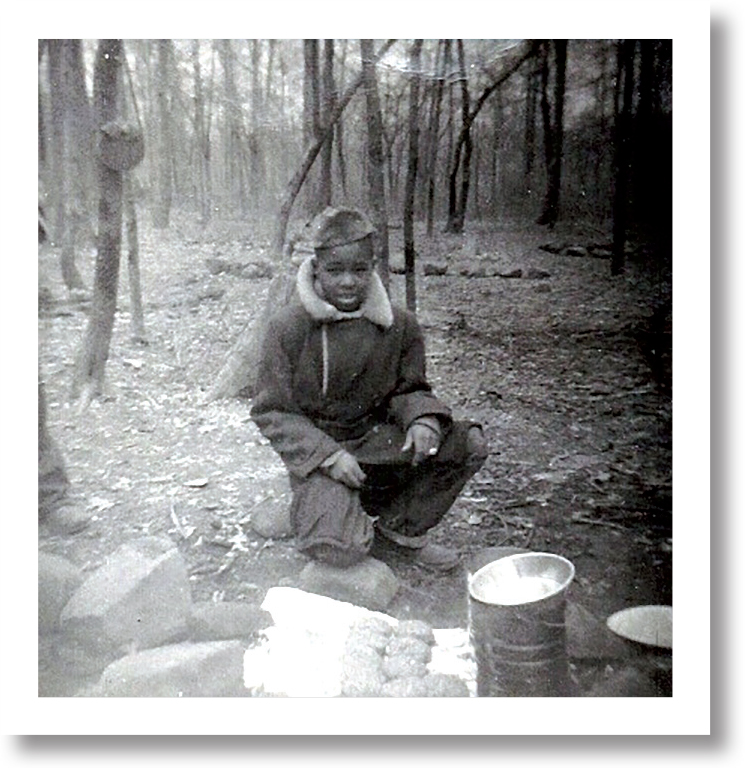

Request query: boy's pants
[{"left": 288, "top": 422, "right": 487, "bottom": 567}]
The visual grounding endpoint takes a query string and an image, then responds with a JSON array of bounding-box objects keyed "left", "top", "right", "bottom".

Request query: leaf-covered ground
[{"left": 38, "top": 212, "right": 672, "bottom": 659}]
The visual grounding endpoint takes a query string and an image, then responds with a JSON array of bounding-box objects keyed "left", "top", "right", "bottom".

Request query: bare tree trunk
[
  {"left": 192, "top": 39, "right": 211, "bottom": 225},
  {"left": 47, "top": 39, "right": 66, "bottom": 246},
  {"left": 302, "top": 39, "right": 321, "bottom": 214},
  {"left": 61, "top": 41, "right": 89, "bottom": 292},
  {"left": 335, "top": 40, "right": 349, "bottom": 197},
  {"left": 219, "top": 40, "right": 247, "bottom": 218},
  {"left": 403, "top": 40, "right": 423, "bottom": 312},
  {"left": 426, "top": 40, "right": 449, "bottom": 236},
  {"left": 250, "top": 39, "right": 264, "bottom": 213},
  {"left": 319, "top": 39, "right": 335, "bottom": 208},
  {"left": 39, "top": 40, "right": 47, "bottom": 167},
  {"left": 124, "top": 175, "right": 146, "bottom": 342},
  {"left": 153, "top": 39, "right": 172, "bottom": 228},
  {"left": 612, "top": 39, "right": 636, "bottom": 276},
  {"left": 360, "top": 38, "right": 390, "bottom": 289},
  {"left": 450, "top": 39, "right": 473, "bottom": 233},
  {"left": 537, "top": 39, "right": 567, "bottom": 227},
  {"left": 523, "top": 55, "right": 539, "bottom": 199},
  {"left": 72, "top": 39, "right": 124, "bottom": 408}
]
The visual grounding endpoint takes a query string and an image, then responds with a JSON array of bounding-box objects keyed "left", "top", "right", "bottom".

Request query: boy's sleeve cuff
[{"left": 410, "top": 415, "right": 444, "bottom": 436}]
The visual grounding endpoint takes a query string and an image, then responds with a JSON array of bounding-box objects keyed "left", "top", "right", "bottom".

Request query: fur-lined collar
[{"left": 296, "top": 257, "right": 394, "bottom": 329}]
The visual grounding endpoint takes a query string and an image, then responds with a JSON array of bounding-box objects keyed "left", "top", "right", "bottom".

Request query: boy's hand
[
  {"left": 402, "top": 420, "right": 441, "bottom": 465},
  {"left": 321, "top": 450, "right": 367, "bottom": 489}
]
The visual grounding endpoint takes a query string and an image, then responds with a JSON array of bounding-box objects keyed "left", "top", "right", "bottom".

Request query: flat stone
[
  {"left": 298, "top": 557, "right": 399, "bottom": 612},
  {"left": 88, "top": 640, "right": 246, "bottom": 697},
  {"left": 564, "top": 245, "right": 588, "bottom": 257},
  {"left": 498, "top": 268, "right": 523, "bottom": 278},
  {"left": 189, "top": 602, "right": 273, "bottom": 641},
  {"left": 39, "top": 552, "right": 83, "bottom": 635},
  {"left": 526, "top": 267, "right": 551, "bottom": 279},
  {"left": 460, "top": 265, "right": 487, "bottom": 278},
  {"left": 423, "top": 261, "right": 448, "bottom": 276},
  {"left": 60, "top": 537, "right": 192, "bottom": 654}
]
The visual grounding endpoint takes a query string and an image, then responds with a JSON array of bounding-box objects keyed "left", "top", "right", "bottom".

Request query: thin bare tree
[{"left": 403, "top": 39, "right": 423, "bottom": 311}]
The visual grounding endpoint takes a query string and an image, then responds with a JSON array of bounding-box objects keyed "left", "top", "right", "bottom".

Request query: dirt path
[{"left": 38, "top": 216, "right": 672, "bottom": 644}]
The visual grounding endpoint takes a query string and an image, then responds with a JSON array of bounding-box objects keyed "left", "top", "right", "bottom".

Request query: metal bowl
[
  {"left": 606, "top": 605, "right": 672, "bottom": 650},
  {"left": 469, "top": 552, "right": 575, "bottom": 606}
]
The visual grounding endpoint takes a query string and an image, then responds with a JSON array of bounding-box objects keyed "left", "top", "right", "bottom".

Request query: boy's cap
[{"left": 310, "top": 207, "right": 375, "bottom": 250}]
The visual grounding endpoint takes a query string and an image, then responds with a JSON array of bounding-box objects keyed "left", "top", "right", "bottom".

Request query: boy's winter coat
[{"left": 251, "top": 258, "right": 452, "bottom": 478}]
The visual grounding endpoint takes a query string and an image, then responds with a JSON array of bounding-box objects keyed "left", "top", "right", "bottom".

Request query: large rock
[
  {"left": 38, "top": 552, "right": 83, "bottom": 635},
  {"left": 189, "top": 602, "right": 273, "bottom": 642},
  {"left": 88, "top": 640, "right": 246, "bottom": 697},
  {"left": 298, "top": 557, "right": 399, "bottom": 612},
  {"left": 60, "top": 537, "right": 192, "bottom": 654}
]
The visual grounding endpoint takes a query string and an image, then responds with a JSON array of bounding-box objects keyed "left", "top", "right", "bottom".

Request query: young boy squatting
[{"left": 251, "top": 207, "right": 488, "bottom": 571}]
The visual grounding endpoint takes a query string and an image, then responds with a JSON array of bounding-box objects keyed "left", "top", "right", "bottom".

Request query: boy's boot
[{"left": 372, "top": 525, "right": 460, "bottom": 572}]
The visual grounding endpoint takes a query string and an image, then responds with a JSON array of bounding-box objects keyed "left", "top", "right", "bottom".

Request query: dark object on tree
[
  {"left": 99, "top": 53, "right": 144, "bottom": 172},
  {"left": 99, "top": 121, "right": 144, "bottom": 171}
]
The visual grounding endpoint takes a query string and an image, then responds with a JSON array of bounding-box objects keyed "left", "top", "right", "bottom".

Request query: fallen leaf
[
  {"left": 184, "top": 477, "right": 209, "bottom": 488},
  {"left": 88, "top": 496, "right": 115, "bottom": 512}
]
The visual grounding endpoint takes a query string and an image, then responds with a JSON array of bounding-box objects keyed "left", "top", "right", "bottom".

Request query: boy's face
[{"left": 314, "top": 238, "right": 375, "bottom": 312}]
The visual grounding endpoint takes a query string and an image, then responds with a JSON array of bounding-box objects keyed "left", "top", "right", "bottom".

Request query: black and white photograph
[{"left": 1, "top": 0, "right": 716, "bottom": 744}]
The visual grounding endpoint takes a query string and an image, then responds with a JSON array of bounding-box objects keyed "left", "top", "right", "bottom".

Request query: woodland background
[{"left": 35, "top": 38, "right": 674, "bottom": 696}]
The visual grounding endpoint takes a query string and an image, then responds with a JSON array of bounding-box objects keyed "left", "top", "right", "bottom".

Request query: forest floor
[{"left": 38, "top": 211, "right": 672, "bottom": 692}]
